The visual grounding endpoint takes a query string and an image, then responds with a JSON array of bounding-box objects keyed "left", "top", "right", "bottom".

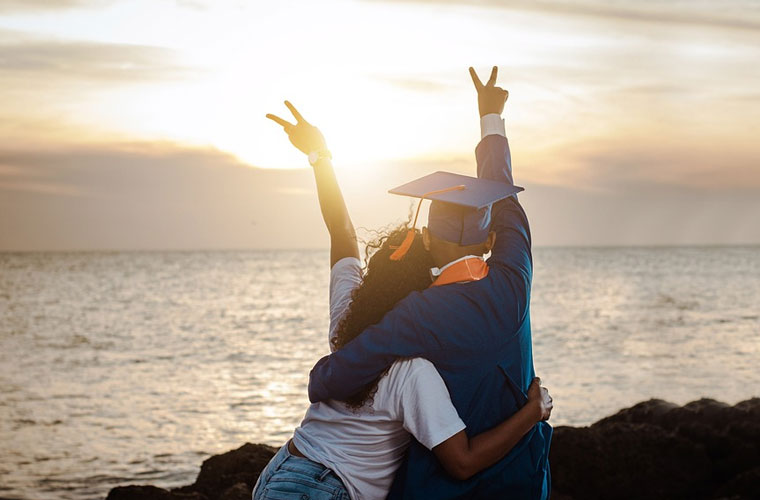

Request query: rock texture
[
  {"left": 107, "top": 398, "right": 760, "bottom": 500},
  {"left": 108, "top": 443, "right": 277, "bottom": 500},
  {"left": 551, "top": 398, "right": 760, "bottom": 500}
]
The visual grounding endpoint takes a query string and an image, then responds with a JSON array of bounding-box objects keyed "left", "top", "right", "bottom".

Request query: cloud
[
  {"left": 1, "top": 139, "right": 759, "bottom": 250},
  {"left": 376, "top": 76, "right": 455, "bottom": 93},
  {"left": 364, "top": 0, "right": 760, "bottom": 32},
  {"left": 275, "top": 187, "right": 315, "bottom": 196},
  {"left": 527, "top": 135, "right": 760, "bottom": 194},
  {"left": 0, "top": 142, "right": 325, "bottom": 250},
  {"left": 519, "top": 182, "right": 760, "bottom": 247},
  {"left": 174, "top": 0, "right": 207, "bottom": 9},
  {"left": 0, "top": 0, "right": 111, "bottom": 13},
  {"left": 0, "top": 31, "right": 196, "bottom": 83}
]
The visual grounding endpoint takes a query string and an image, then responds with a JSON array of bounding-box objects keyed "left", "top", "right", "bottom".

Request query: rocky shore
[{"left": 107, "top": 398, "right": 760, "bottom": 500}]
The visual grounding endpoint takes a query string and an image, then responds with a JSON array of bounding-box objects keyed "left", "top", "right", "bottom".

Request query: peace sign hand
[
  {"left": 266, "top": 101, "right": 327, "bottom": 155},
  {"left": 469, "top": 66, "right": 509, "bottom": 118}
]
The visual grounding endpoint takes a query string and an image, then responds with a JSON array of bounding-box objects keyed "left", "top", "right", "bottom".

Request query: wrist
[
  {"left": 480, "top": 113, "right": 506, "bottom": 139},
  {"left": 308, "top": 149, "right": 332, "bottom": 167},
  {"left": 526, "top": 399, "right": 542, "bottom": 422}
]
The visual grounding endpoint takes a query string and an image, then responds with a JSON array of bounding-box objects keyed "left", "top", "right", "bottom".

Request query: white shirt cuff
[{"left": 480, "top": 113, "right": 506, "bottom": 139}]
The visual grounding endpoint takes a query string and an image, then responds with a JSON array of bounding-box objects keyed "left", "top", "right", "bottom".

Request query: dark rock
[
  {"left": 550, "top": 422, "right": 712, "bottom": 499},
  {"left": 106, "top": 485, "right": 207, "bottom": 500},
  {"left": 551, "top": 398, "right": 760, "bottom": 500},
  {"left": 218, "top": 482, "right": 252, "bottom": 500},
  {"left": 108, "top": 399, "right": 760, "bottom": 499},
  {"left": 734, "top": 397, "right": 760, "bottom": 417},
  {"left": 595, "top": 398, "right": 679, "bottom": 428},
  {"left": 107, "top": 443, "right": 276, "bottom": 500},
  {"left": 714, "top": 465, "right": 760, "bottom": 500},
  {"left": 185, "top": 442, "right": 276, "bottom": 499}
]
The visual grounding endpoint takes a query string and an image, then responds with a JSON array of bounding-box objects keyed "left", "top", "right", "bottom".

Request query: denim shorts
[{"left": 252, "top": 442, "right": 350, "bottom": 500}]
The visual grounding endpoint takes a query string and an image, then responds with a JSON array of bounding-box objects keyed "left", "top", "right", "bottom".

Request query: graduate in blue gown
[{"left": 307, "top": 66, "right": 553, "bottom": 499}]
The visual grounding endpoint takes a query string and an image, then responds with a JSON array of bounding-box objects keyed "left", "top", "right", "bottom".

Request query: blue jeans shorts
[{"left": 252, "top": 442, "right": 350, "bottom": 500}]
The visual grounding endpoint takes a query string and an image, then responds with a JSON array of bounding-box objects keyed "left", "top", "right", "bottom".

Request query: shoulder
[
  {"left": 329, "top": 256, "right": 362, "bottom": 298},
  {"left": 394, "top": 284, "right": 457, "bottom": 311},
  {"left": 388, "top": 357, "right": 435, "bottom": 375},
  {"left": 385, "top": 358, "right": 442, "bottom": 389},
  {"left": 329, "top": 257, "right": 363, "bottom": 348},
  {"left": 330, "top": 256, "right": 362, "bottom": 279}
]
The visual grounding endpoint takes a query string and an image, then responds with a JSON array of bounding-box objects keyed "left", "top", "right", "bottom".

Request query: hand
[
  {"left": 469, "top": 66, "right": 509, "bottom": 118},
  {"left": 527, "top": 377, "right": 553, "bottom": 422},
  {"left": 266, "top": 101, "right": 328, "bottom": 155}
]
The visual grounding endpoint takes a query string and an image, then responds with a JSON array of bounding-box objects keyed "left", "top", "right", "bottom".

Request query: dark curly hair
[{"left": 331, "top": 224, "right": 435, "bottom": 409}]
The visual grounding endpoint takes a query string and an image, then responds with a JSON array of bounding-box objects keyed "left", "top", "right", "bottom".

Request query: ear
[
  {"left": 422, "top": 227, "right": 432, "bottom": 251},
  {"left": 483, "top": 230, "right": 497, "bottom": 253}
]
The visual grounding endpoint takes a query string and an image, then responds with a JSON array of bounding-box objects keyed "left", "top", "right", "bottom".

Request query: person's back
[{"left": 385, "top": 237, "right": 551, "bottom": 497}]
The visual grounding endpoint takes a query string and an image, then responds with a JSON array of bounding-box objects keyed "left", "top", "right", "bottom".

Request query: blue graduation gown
[{"left": 308, "top": 133, "right": 552, "bottom": 499}]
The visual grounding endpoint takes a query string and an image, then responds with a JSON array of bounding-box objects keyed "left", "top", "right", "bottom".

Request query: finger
[
  {"left": 486, "top": 66, "right": 498, "bottom": 86},
  {"left": 266, "top": 113, "right": 294, "bottom": 130},
  {"left": 469, "top": 67, "right": 483, "bottom": 90},
  {"left": 284, "top": 100, "right": 305, "bottom": 123},
  {"left": 533, "top": 376, "right": 541, "bottom": 386}
]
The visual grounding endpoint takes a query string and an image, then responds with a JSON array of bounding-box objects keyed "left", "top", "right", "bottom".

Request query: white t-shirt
[{"left": 292, "top": 257, "right": 466, "bottom": 500}]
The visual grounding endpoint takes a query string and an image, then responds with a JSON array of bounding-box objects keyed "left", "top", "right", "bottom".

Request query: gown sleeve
[{"left": 477, "top": 134, "right": 532, "bottom": 322}]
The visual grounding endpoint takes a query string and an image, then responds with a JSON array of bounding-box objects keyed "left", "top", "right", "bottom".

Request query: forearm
[
  {"left": 308, "top": 301, "right": 430, "bottom": 403},
  {"left": 311, "top": 159, "right": 359, "bottom": 266},
  {"left": 476, "top": 133, "right": 512, "bottom": 185},
  {"left": 265, "top": 102, "right": 358, "bottom": 266},
  {"left": 465, "top": 402, "right": 538, "bottom": 475},
  {"left": 434, "top": 402, "right": 539, "bottom": 480}
]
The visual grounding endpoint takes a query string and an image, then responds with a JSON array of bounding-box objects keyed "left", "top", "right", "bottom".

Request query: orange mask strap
[{"left": 389, "top": 184, "right": 465, "bottom": 261}]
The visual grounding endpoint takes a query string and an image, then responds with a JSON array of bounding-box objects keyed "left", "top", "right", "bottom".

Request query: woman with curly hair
[{"left": 253, "top": 101, "right": 552, "bottom": 500}]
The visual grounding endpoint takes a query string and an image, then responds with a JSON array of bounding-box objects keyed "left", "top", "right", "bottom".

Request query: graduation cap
[{"left": 387, "top": 171, "right": 523, "bottom": 260}]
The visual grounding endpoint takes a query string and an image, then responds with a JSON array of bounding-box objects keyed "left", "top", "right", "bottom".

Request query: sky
[{"left": 0, "top": 0, "right": 758, "bottom": 250}]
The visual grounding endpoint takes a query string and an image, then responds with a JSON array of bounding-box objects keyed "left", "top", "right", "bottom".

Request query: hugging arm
[
  {"left": 308, "top": 297, "right": 439, "bottom": 402},
  {"left": 267, "top": 101, "right": 359, "bottom": 267},
  {"left": 433, "top": 377, "right": 552, "bottom": 480}
]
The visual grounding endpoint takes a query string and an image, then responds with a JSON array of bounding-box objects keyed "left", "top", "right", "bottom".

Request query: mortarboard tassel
[{"left": 389, "top": 184, "right": 465, "bottom": 261}]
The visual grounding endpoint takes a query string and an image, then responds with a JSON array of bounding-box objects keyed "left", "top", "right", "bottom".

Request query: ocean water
[{"left": 1, "top": 247, "right": 758, "bottom": 499}]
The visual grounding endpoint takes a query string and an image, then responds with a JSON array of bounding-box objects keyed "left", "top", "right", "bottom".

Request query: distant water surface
[{"left": 0, "top": 247, "right": 758, "bottom": 499}]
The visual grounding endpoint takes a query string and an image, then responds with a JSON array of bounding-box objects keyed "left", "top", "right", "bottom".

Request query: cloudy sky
[{"left": 1, "top": 0, "right": 758, "bottom": 250}]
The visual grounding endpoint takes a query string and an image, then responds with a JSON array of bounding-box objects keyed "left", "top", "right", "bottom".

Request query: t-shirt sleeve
[
  {"left": 328, "top": 257, "right": 363, "bottom": 352},
  {"left": 396, "top": 358, "right": 466, "bottom": 450}
]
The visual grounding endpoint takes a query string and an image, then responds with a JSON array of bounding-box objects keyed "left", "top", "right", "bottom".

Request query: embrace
[{"left": 257, "top": 66, "right": 553, "bottom": 500}]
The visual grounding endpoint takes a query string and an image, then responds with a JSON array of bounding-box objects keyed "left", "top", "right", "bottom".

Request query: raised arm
[
  {"left": 469, "top": 67, "right": 532, "bottom": 280},
  {"left": 267, "top": 101, "right": 359, "bottom": 267}
]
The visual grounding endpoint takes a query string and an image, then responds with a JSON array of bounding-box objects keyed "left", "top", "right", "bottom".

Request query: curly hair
[{"left": 331, "top": 224, "right": 435, "bottom": 409}]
